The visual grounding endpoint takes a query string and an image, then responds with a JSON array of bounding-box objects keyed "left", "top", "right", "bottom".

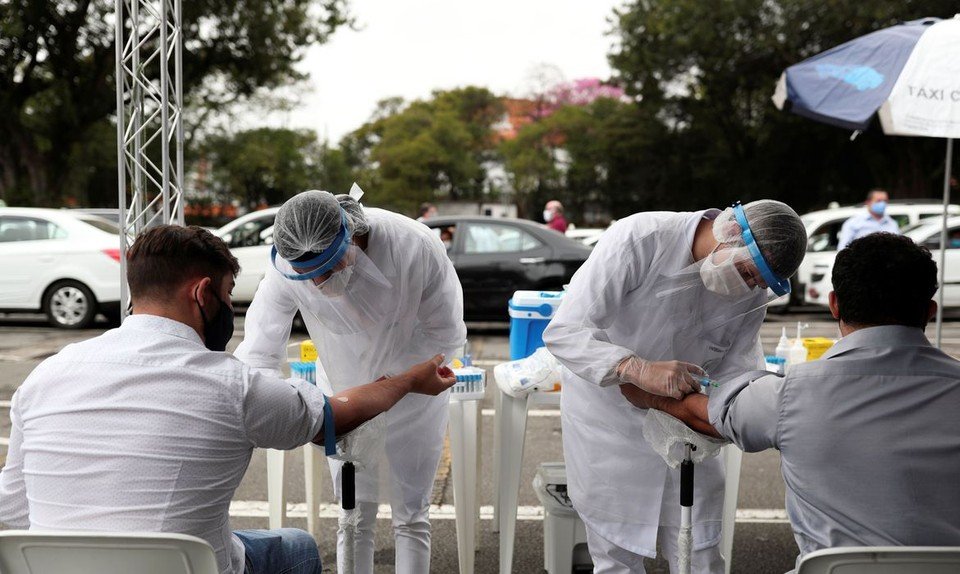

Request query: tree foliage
[
  {"left": 0, "top": 0, "right": 350, "bottom": 206},
  {"left": 607, "top": 0, "right": 960, "bottom": 214},
  {"left": 341, "top": 87, "right": 504, "bottom": 213},
  {"left": 201, "top": 127, "right": 322, "bottom": 210}
]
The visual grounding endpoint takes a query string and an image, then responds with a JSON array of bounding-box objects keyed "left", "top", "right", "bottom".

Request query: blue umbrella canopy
[{"left": 772, "top": 17, "right": 940, "bottom": 130}]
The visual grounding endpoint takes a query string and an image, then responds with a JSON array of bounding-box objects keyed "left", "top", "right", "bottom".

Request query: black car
[{"left": 424, "top": 216, "right": 592, "bottom": 320}]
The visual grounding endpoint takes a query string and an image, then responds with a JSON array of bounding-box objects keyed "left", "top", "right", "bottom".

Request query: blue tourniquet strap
[{"left": 321, "top": 396, "right": 337, "bottom": 456}]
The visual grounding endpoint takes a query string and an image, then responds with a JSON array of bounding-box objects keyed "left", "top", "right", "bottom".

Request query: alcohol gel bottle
[
  {"left": 788, "top": 322, "right": 808, "bottom": 369},
  {"left": 775, "top": 327, "right": 791, "bottom": 366}
]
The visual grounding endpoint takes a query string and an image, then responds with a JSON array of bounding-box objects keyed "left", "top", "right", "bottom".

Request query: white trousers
[
  {"left": 585, "top": 525, "right": 724, "bottom": 574},
  {"left": 336, "top": 501, "right": 432, "bottom": 574}
]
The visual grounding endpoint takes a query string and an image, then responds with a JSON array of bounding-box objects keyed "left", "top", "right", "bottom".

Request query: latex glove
[{"left": 617, "top": 356, "right": 703, "bottom": 399}]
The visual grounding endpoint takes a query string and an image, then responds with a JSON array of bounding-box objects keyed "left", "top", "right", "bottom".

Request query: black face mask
[{"left": 196, "top": 285, "right": 234, "bottom": 352}]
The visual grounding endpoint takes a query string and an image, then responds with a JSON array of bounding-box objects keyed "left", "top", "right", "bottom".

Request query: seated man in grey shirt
[
  {"left": 0, "top": 225, "right": 457, "bottom": 574},
  {"left": 620, "top": 232, "right": 960, "bottom": 560}
]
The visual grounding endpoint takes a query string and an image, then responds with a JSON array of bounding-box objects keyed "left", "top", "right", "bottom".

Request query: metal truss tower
[{"left": 114, "top": 0, "right": 185, "bottom": 317}]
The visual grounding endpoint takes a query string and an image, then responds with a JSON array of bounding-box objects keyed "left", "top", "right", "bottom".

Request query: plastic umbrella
[{"left": 772, "top": 15, "right": 960, "bottom": 346}]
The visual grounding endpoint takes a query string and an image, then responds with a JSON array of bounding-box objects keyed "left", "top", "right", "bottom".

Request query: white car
[
  {"left": 798, "top": 202, "right": 960, "bottom": 307},
  {"left": 214, "top": 208, "right": 279, "bottom": 303},
  {"left": 0, "top": 208, "right": 123, "bottom": 328},
  {"left": 565, "top": 227, "right": 605, "bottom": 247},
  {"left": 804, "top": 209, "right": 960, "bottom": 308}
]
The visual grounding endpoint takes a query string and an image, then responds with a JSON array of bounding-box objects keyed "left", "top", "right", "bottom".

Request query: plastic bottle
[
  {"left": 775, "top": 327, "right": 791, "bottom": 365},
  {"left": 788, "top": 322, "right": 808, "bottom": 368}
]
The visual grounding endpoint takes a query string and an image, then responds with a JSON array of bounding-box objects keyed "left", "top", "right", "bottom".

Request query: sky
[{"left": 256, "top": 0, "right": 626, "bottom": 144}]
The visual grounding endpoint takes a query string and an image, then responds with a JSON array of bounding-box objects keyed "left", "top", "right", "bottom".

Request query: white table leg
[
  {"left": 304, "top": 444, "right": 322, "bottom": 538},
  {"left": 474, "top": 397, "right": 483, "bottom": 551},
  {"left": 267, "top": 448, "right": 287, "bottom": 529},
  {"left": 492, "top": 389, "right": 502, "bottom": 532},
  {"left": 721, "top": 444, "right": 743, "bottom": 574},
  {"left": 449, "top": 399, "right": 480, "bottom": 574},
  {"left": 498, "top": 392, "right": 530, "bottom": 574}
]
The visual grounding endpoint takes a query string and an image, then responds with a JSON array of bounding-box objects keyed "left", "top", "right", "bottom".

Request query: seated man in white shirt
[
  {"left": 620, "top": 232, "right": 960, "bottom": 562},
  {"left": 0, "top": 224, "right": 457, "bottom": 574}
]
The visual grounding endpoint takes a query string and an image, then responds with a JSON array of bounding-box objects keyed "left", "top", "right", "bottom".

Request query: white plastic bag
[
  {"left": 493, "top": 347, "right": 563, "bottom": 398},
  {"left": 331, "top": 414, "right": 387, "bottom": 467},
  {"left": 642, "top": 409, "right": 726, "bottom": 468}
]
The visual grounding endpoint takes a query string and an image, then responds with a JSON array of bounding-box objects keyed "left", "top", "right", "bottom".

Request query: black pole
[
  {"left": 342, "top": 461, "right": 355, "bottom": 510},
  {"left": 680, "top": 458, "right": 694, "bottom": 507}
]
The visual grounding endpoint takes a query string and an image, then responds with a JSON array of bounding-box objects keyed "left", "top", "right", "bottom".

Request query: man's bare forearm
[
  {"left": 312, "top": 374, "right": 413, "bottom": 444},
  {"left": 620, "top": 385, "right": 721, "bottom": 438},
  {"left": 666, "top": 394, "right": 721, "bottom": 438}
]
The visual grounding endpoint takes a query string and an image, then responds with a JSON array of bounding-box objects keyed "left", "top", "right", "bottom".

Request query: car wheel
[{"left": 44, "top": 280, "right": 97, "bottom": 329}]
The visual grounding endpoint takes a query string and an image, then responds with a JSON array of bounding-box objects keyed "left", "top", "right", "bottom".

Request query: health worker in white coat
[
  {"left": 235, "top": 186, "right": 466, "bottom": 574},
  {"left": 543, "top": 200, "right": 806, "bottom": 573}
]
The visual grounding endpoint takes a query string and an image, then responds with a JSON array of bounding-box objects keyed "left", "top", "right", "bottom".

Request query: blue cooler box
[{"left": 508, "top": 290, "right": 564, "bottom": 360}]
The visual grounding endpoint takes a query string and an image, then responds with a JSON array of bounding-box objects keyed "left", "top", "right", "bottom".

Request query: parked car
[
  {"left": 797, "top": 201, "right": 960, "bottom": 307},
  {"left": 0, "top": 208, "right": 123, "bottom": 328},
  {"left": 214, "top": 207, "right": 280, "bottom": 304},
  {"left": 805, "top": 212, "right": 960, "bottom": 308},
  {"left": 425, "top": 216, "right": 591, "bottom": 320}
]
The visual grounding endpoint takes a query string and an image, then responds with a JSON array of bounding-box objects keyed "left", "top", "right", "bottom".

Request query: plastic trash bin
[{"left": 533, "top": 463, "right": 592, "bottom": 574}]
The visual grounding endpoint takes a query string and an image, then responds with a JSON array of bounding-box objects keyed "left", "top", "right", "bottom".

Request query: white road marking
[
  {"left": 228, "top": 501, "right": 789, "bottom": 524},
  {"left": 481, "top": 408, "right": 559, "bottom": 417}
]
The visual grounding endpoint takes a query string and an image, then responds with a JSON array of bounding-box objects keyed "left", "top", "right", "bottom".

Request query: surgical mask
[
  {"left": 869, "top": 200, "right": 887, "bottom": 216},
  {"left": 318, "top": 265, "right": 354, "bottom": 298},
  {"left": 543, "top": 210, "right": 554, "bottom": 222},
  {"left": 196, "top": 288, "right": 234, "bottom": 352},
  {"left": 699, "top": 249, "right": 752, "bottom": 297},
  {"left": 442, "top": 240, "right": 452, "bottom": 249}
]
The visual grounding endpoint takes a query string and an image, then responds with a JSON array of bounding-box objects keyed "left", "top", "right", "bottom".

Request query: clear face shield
[
  {"left": 665, "top": 203, "right": 791, "bottom": 310},
  {"left": 271, "top": 210, "right": 393, "bottom": 336}
]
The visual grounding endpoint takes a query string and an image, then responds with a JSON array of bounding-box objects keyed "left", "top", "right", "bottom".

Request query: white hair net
[
  {"left": 712, "top": 200, "right": 806, "bottom": 281},
  {"left": 274, "top": 185, "right": 370, "bottom": 261}
]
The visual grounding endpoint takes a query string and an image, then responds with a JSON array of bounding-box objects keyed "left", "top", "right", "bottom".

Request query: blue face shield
[
  {"left": 271, "top": 210, "right": 351, "bottom": 281},
  {"left": 732, "top": 203, "right": 791, "bottom": 297}
]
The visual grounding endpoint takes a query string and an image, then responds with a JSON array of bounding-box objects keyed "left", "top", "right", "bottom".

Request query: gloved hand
[{"left": 616, "top": 356, "right": 703, "bottom": 399}]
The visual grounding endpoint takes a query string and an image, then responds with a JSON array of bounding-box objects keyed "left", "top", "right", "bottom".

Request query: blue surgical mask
[{"left": 869, "top": 200, "right": 887, "bottom": 216}]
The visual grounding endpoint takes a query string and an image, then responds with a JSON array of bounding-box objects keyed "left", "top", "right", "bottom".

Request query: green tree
[
  {"left": 342, "top": 87, "right": 504, "bottom": 213},
  {"left": 0, "top": 0, "right": 350, "bottom": 206},
  {"left": 202, "top": 128, "right": 321, "bottom": 209},
  {"left": 609, "top": 0, "right": 959, "bottom": 213}
]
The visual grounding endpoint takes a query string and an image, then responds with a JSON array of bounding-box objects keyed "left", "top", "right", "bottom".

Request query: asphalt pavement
[{"left": 2, "top": 310, "right": 960, "bottom": 573}]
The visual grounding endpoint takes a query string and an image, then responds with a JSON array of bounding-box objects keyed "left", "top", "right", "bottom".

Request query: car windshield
[{"left": 78, "top": 215, "right": 120, "bottom": 234}]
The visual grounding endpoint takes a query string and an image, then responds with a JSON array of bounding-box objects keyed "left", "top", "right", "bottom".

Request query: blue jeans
[{"left": 234, "top": 528, "right": 322, "bottom": 574}]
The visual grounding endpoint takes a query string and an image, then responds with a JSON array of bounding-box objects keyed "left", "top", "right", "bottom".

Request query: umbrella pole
[
  {"left": 678, "top": 443, "right": 694, "bottom": 574},
  {"left": 937, "top": 138, "right": 954, "bottom": 348}
]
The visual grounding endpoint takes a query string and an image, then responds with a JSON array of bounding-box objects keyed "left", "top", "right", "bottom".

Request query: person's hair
[
  {"left": 866, "top": 188, "right": 888, "bottom": 202},
  {"left": 832, "top": 233, "right": 937, "bottom": 328},
  {"left": 419, "top": 202, "right": 435, "bottom": 217},
  {"left": 127, "top": 225, "right": 240, "bottom": 302}
]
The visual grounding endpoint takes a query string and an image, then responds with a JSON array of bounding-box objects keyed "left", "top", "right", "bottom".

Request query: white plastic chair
[
  {"left": 0, "top": 531, "right": 219, "bottom": 574},
  {"left": 796, "top": 546, "right": 960, "bottom": 574}
]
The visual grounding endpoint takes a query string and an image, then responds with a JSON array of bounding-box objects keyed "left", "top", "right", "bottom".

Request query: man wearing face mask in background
[
  {"left": 837, "top": 189, "right": 899, "bottom": 250},
  {"left": 235, "top": 185, "right": 466, "bottom": 574},
  {"left": 543, "top": 199, "right": 569, "bottom": 233},
  {"left": 0, "top": 225, "right": 459, "bottom": 574},
  {"left": 543, "top": 200, "right": 807, "bottom": 573}
]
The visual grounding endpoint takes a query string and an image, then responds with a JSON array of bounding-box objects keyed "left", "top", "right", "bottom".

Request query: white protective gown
[
  {"left": 235, "top": 208, "right": 466, "bottom": 510},
  {"left": 542, "top": 210, "right": 765, "bottom": 560}
]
